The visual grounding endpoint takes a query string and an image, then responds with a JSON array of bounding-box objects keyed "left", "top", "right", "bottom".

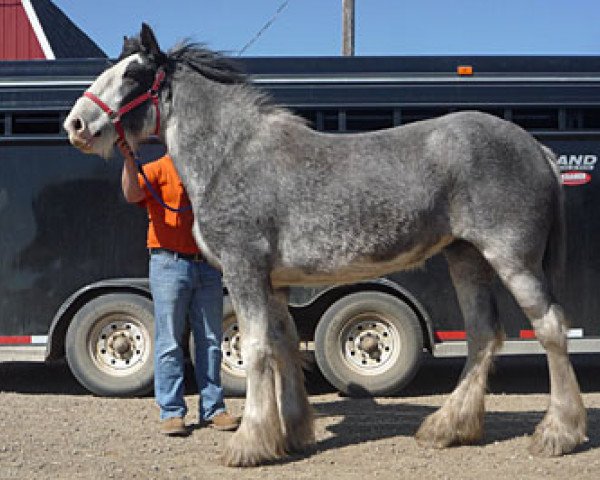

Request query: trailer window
[
  {"left": 475, "top": 108, "right": 505, "bottom": 119},
  {"left": 275, "top": 107, "right": 600, "bottom": 133},
  {"left": 346, "top": 109, "right": 394, "bottom": 132},
  {"left": 565, "top": 108, "right": 600, "bottom": 130},
  {"left": 400, "top": 108, "right": 452, "bottom": 125},
  {"left": 0, "top": 114, "right": 4, "bottom": 135},
  {"left": 580, "top": 109, "right": 600, "bottom": 129},
  {"left": 321, "top": 110, "right": 339, "bottom": 132},
  {"left": 511, "top": 108, "right": 559, "bottom": 130},
  {"left": 294, "top": 108, "right": 317, "bottom": 129},
  {"left": 11, "top": 112, "right": 61, "bottom": 135}
]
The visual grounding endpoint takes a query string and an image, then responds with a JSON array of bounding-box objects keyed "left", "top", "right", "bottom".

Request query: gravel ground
[{"left": 1, "top": 355, "right": 599, "bottom": 480}]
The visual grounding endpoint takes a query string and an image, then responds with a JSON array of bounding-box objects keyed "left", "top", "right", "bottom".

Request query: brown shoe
[
  {"left": 208, "top": 412, "right": 240, "bottom": 431},
  {"left": 160, "top": 417, "right": 188, "bottom": 436}
]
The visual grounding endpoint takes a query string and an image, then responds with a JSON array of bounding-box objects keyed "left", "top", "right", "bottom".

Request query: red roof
[
  {"left": 0, "top": 0, "right": 106, "bottom": 60},
  {"left": 1, "top": 0, "right": 46, "bottom": 59}
]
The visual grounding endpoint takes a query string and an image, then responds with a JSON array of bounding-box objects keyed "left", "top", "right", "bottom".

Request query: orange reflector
[{"left": 457, "top": 65, "right": 473, "bottom": 76}]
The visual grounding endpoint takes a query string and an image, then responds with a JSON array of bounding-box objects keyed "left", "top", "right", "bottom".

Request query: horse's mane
[
  {"left": 166, "top": 41, "right": 304, "bottom": 122},
  {"left": 166, "top": 42, "right": 246, "bottom": 85},
  {"left": 120, "top": 35, "right": 304, "bottom": 123}
]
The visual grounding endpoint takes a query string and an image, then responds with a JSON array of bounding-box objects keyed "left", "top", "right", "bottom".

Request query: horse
[{"left": 64, "top": 23, "right": 587, "bottom": 467}]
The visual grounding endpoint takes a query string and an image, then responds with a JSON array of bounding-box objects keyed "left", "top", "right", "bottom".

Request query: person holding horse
[{"left": 121, "top": 151, "right": 240, "bottom": 435}]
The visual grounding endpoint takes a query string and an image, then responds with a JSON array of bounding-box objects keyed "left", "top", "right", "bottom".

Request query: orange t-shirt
[{"left": 137, "top": 155, "right": 200, "bottom": 255}]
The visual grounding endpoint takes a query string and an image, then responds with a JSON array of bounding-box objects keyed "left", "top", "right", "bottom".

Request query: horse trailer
[{"left": 1, "top": 56, "right": 599, "bottom": 397}]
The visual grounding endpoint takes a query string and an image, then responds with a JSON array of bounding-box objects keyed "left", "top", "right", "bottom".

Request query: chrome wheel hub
[
  {"left": 341, "top": 312, "right": 400, "bottom": 374},
  {"left": 93, "top": 318, "right": 147, "bottom": 373},
  {"left": 221, "top": 317, "right": 245, "bottom": 375}
]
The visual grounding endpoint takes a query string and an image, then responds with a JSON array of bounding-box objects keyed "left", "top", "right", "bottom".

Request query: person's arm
[{"left": 121, "top": 155, "right": 146, "bottom": 203}]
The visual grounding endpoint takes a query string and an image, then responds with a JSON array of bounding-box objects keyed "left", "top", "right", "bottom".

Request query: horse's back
[{"left": 273, "top": 110, "right": 558, "bottom": 279}]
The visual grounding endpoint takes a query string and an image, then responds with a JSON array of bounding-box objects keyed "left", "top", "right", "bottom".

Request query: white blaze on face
[{"left": 63, "top": 54, "right": 144, "bottom": 158}]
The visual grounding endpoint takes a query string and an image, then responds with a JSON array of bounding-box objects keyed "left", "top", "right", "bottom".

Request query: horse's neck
[
  {"left": 163, "top": 81, "right": 261, "bottom": 202},
  {"left": 164, "top": 123, "right": 213, "bottom": 204}
]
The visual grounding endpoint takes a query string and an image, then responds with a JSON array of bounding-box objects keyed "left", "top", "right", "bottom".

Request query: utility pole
[{"left": 342, "top": 0, "right": 355, "bottom": 56}]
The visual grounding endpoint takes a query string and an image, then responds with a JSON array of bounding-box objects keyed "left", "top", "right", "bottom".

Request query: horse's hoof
[
  {"left": 283, "top": 412, "right": 316, "bottom": 453},
  {"left": 284, "top": 429, "right": 315, "bottom": 455},
  {"left": 221, "top": 444, "right": 285, "bottom": 467},
  {"left": 415, "top": 408, "right": 483, "bottom": 449},
  {"left": 221, "top": 426, "right": 287, "bottom": 467},
  {"left": 415, "top": 412, "right": 458, "bottom": 449},
  {"left": 529, "top": 417, "right": 587, "bottom": 457}
]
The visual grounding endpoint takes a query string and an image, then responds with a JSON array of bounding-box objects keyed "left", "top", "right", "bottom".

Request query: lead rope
[{"left": 116, "top": 138, "right": 192, "bottom": 213}]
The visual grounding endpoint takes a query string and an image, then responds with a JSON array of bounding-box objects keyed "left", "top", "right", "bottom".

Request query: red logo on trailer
[{"left": 561, "top": 171, "right": 592, "bottom": 186}]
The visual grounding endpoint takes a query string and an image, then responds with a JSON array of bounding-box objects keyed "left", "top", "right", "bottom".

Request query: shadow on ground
[
  {"left": 1, "top": 355, "right": 599, "bottom": 466},
  {"left": 310, "top": 398, "right": 600, "bottom": 457},
  {"left": 0, "top": 353, "right": 599, "bottom": 397}
]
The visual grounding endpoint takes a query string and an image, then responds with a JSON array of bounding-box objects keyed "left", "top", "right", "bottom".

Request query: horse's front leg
[{"left": 220, "top": 254, "right": 314, "bottom": 467}]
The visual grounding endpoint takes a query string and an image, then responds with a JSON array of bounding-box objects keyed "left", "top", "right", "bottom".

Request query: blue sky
[{"left": 52, "top": 1, "right": 600, "bottom": 58}]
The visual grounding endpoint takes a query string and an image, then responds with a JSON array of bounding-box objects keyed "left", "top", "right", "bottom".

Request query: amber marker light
[{"left": 457, "top": 65, "right": 474, "bottom": 76}]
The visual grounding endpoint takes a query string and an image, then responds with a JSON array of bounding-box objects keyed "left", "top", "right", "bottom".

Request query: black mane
[{"left": 167, "top": 42, "right": 246, "bottom": 85}]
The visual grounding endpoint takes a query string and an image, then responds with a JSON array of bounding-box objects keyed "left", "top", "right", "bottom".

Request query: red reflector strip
[
  {"left": 435, "top": 331, "right": 466, "bottom": 341},
  {"left": 520, "top": 330, "right": 536, "bottom": 339},
  {"left": 0, "top": 336, "right": 32, "bottom": 344}
]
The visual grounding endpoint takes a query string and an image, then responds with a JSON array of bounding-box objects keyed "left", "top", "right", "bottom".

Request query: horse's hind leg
[
  {"left": 484, "top": 253, "right": 587, "bottom": 456},
  {"left": 271, "top": 288, "right": 315, "bottom": 453},
  {"left": 416, "top": 241, "right": 503, "bottom": 448},
  {"left": 220, "top": 254, "right": 313, "bottom": 467}
]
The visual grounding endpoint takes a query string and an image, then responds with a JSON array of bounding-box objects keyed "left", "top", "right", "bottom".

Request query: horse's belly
[{"left": 270, "top": 235, "right": 453, "bottom": 287}]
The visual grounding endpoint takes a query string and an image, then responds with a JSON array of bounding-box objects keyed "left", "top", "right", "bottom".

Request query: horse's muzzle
[
  {"left": 64, "top": 115, "right": 95, "bottom": 153},
  {"left": 68, "top": 133, "right": 94, "bottom": 153}
]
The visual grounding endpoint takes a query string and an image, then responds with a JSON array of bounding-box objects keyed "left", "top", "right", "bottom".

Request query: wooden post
[{"left": 342, "top": 0, "right": 355, "bottom": 56}]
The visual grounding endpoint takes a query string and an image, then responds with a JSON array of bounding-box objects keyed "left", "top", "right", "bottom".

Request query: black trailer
[{"left": 1, "top": 56, "right": 599, "bottom": 396}]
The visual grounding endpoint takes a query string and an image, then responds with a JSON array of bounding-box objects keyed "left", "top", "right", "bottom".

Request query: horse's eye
[{"left": 123, "top": 70, "right": 138, "bottom": 81}]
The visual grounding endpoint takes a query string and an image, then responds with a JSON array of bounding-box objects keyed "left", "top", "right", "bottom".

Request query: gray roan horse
[{"left": 64, "top": 24, "right": 587, "bottom": 466}]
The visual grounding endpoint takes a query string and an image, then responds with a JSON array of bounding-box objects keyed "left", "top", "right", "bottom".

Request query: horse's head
[{"left": 64, "top": 23, "right": 167, "bottom": 158}]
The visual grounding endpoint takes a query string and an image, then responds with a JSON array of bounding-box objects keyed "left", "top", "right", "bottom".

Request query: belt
[{"left": 149, "top": 248, "right": 204, "bottom": 262}]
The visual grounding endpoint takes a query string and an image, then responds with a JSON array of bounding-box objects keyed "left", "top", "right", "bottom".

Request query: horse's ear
[
  {"left": 140, "top": 23, "right": 162, "bottom": 56},
  {"left": 119, "top": 35, "right": 142, "bottom": 60}
]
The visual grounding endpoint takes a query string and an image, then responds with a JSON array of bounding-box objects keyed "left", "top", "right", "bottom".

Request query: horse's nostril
[{"left": 72, "top": 118, "right": 84, "bottom": 132}]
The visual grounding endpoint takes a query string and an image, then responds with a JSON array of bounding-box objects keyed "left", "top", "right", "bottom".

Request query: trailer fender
[
  {"left": 290, "top": 278, "right": 436, "bottom": 350},
  {"left": 45, "top": 278, "right": 151, "bottom": 361}
]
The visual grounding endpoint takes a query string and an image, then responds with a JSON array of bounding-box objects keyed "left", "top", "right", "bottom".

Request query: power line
[{"left": 238, "top": 0, "right": 291, "bottom": 56}]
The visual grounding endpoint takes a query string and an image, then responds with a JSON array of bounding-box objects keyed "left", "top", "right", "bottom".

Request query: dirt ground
[{"left": 1, "top": 355, "right": 600, "bottom": 480}]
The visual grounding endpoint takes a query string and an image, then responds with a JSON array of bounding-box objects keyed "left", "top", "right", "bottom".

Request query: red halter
[
  {"left": 82, "top": 68, "right": 190, "bottom": 213},
  {"left": 83, "top": 68, "right": 166, "bottom": 152}
]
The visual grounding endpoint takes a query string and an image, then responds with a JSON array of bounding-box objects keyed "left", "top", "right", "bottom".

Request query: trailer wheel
[
  {"left": 314, "top": 291, "right": 423, "bottom": 396},
  {"left": 66, "top": 293, "right": 154, "bottom": 397},
  {"left": 189, "top": 298, "right": 247, "bottom": 397}
]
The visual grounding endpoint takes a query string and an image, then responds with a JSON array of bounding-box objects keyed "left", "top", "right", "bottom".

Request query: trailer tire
[
  {"left": 189, "top": 298, "right": 247, "bottom": 397},
  {"left": 65, "top": 293, "right": 154, "bottom": 397},
  {"left": 315, "top": 291, "right": 423, "bottom": 396}
]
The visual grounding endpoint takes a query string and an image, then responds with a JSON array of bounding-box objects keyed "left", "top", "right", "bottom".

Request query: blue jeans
[{"left": 149, "top": 250, "right": 225, "bottom": 421}]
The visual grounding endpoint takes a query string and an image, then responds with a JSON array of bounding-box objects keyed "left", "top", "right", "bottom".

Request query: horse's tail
[{"left": 540, "top": 144, "right": 566, "bottom": 300}]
